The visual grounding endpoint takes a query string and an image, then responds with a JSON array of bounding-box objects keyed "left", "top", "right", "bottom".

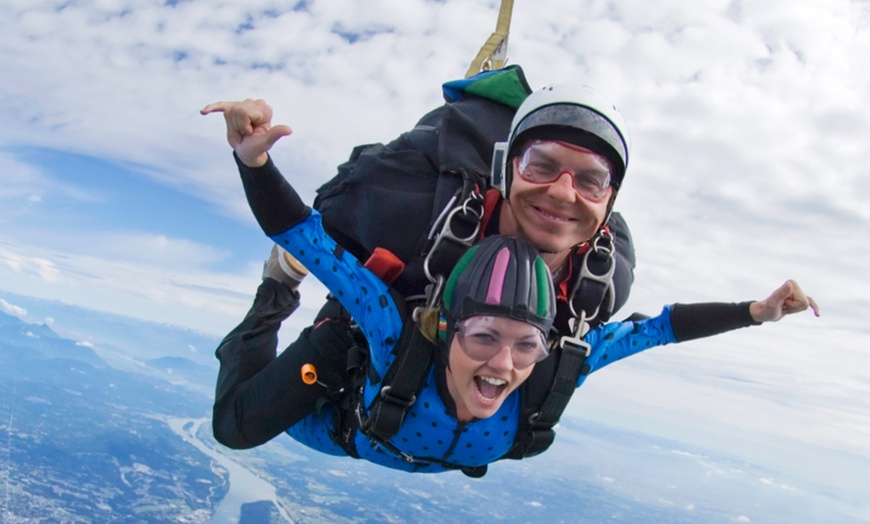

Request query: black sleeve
[
  {"left": 670, "top": 301, "right": 761, "bottom": 342},
  {"left": 235, "top": 152, "right": 311, "bottom": 236}
]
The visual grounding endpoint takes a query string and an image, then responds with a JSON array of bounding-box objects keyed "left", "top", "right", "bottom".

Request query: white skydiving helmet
[{"left": 491, "top": 84, "right": 631, "bottom": 198}]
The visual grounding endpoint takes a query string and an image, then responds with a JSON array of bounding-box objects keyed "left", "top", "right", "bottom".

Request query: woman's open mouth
[{"left": 475, "top": 375, "right": 507, "bottom": 402}]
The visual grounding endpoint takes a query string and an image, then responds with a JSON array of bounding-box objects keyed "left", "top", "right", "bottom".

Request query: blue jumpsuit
[{"left": 272, "top": 210, "right": 677, "bottom": 473}]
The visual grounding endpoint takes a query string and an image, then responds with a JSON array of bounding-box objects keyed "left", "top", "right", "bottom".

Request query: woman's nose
[{"left": 487, "top": 344, "right": 515, "bottom": 371}]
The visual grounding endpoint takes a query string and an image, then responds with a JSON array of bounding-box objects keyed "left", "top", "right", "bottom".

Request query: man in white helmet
[
  {"left": 204, "top": 67, "right": 637, "bottom": 452},
  {"left": 495, "top": 84, "right": 629, "bottom": 262},
  {"left": 483, "top": 82, "right": 630, "bottom": 328}
]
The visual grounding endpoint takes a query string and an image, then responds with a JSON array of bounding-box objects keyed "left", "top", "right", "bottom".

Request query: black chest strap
[
  {"left": 502, "top": 336, "right": 590, "bottom": 460},
  {"left": 358, "top": 325, "right": 437, "bottom": 443}
]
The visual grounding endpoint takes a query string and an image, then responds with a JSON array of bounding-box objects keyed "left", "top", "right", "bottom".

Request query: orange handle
[{"left": 301, "top": 363, "right": 318, "bottom": 385}]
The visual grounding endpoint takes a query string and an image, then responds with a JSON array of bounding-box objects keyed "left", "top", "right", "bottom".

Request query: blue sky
[{"left": 1, "top": 0, "right": 869, "bottom": 510}]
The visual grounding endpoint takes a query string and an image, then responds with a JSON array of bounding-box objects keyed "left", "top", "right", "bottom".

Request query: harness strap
[
  {"left": 422, "top": 173, "right": 485, "bottom": 306},
  {"left": 359, "top": 325, "right": 438, "bottom": 443},
  {"left": 566, "top": 228, "right": 616, "bottom": 339},
  {"left": 465, "top": 0, "right": 515, "bottom": 77}
]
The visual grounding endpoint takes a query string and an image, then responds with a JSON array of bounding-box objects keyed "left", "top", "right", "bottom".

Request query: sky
[{"left": 1, "top": 0, "right": 869, "bottom": 505}]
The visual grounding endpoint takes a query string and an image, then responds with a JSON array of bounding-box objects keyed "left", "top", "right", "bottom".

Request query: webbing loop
[
  {"left": 565, "top": 228, "right": 616, "bottom": 340},
  {"left": 465, "top": 0, "right": 515, "bottom": 78},
  {"left": 422, "top": 189, "right": 484, "bottom": 307}
]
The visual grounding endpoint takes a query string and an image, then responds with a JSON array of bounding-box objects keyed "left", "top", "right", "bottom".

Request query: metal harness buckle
[
  {"left": 558, "top": 323, "right": 593, "bottom": 356},
  {"left": 422, "top": 190, "right": 484, "bottom": 307},
  {"left": 566, "top": 229, "right": 616, "bottom": 332},
  {"left": 377, "top": 385, "right": 417, "bottom": 408}
]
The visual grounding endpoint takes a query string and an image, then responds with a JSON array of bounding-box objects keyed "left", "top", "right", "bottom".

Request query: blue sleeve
[
  {"left": 576, "top": 305, "right": 677, "bottom": 388},
  {"left": 269, "top": 210, "right": 403, "bottom": 376}
]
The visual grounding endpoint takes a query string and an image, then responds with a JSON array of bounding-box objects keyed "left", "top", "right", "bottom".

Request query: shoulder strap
[
  {"left": 501, "top": 335, "right": 591, "bottom": 460},
  {"left": 421, "top": 183, "right": 485, "bottom": 300},
  {"left": 359, "top": 323, "right": 438, "bottom": 443}
]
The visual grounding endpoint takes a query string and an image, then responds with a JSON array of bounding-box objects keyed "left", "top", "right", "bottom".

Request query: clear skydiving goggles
[
  {"left": 454, "top": 316, "right": 549, "bottom": 370},
  {"left": 516, "top": 140, "right": 613, "bottom": 202}
]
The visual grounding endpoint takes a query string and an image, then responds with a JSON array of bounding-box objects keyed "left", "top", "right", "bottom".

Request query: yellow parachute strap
[{"left": 465, "top": 0, "right": 515, "bottom": 78}]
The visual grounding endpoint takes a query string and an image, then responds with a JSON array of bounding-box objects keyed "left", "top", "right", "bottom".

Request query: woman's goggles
[
  {"left": 516, "top": 141, "right": 612, "bottom": 202},
  {"left": 454, "top": 317, "right": 549, "bottom": 370}
]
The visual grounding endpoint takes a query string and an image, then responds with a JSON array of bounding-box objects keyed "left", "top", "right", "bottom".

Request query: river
[{"left": 166, "top": 417, "right": 295, "bottom": 523}]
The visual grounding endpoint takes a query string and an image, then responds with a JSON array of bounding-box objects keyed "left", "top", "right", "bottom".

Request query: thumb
[
  {"left": 233, "top": 124, "right": 293, "bottom": 167},
  {"left": 262, "top": 124, "right": 293, "bottom": 148},
  {"left": 754, "top": 280, "right": 794, "bottom": 323},
  {"left": 769, "top": 280, "right": 795, "bottom": 306}
]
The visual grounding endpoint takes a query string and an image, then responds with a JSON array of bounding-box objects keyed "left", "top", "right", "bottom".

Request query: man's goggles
[{"left": 516, "top": 140, "right": 613, "bottom": 202}]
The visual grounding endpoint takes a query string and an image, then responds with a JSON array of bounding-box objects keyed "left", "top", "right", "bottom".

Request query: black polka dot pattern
[
  {"left": 272, "top": 212, "right": 403, "bottom": 380},
  {"left": 274, "top": 215, "right": 686, "bottom": 474}
]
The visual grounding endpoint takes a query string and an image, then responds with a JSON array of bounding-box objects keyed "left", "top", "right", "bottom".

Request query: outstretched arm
[
  {"left": 201, "top": 99, "right": 292, "bottom": 167},
  {"left": 578, "top": 279, "right": 820, "bottom": 385}
]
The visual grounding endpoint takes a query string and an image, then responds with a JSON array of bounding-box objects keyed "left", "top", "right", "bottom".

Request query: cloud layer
[{"left": 1, "top": 0, "right": 868, "bottom": 486}]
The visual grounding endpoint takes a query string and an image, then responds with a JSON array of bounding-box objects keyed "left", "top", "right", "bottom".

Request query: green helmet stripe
[
  {"left": 443, "top": 245, "right": 478, "bottom": 310},
  {"left": 534, "top": 256, "right": 550, "bottom": 317}
]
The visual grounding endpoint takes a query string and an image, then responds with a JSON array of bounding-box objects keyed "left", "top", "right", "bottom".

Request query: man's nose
[{"left": 547, "top": 171, "right": 578, "bottom": 202}]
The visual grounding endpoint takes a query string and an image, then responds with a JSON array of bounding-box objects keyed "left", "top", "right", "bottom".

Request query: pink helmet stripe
[{"left": 485, "top": 247, "right": 511, "bottom": 304}]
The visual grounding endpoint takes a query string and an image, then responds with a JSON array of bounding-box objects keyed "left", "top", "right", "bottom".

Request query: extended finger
[
  {"left": 785, "top": 279, "right": 819, "bottom": 316},
  {"left": 807, "top": 296, "right": 820, "bottom": 317},
  {"left": 200, "top": 101, "right": 231, "bottom": 115}
]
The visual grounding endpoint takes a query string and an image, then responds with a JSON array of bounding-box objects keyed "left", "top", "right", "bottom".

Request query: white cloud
[
  {"left": 74, "top": 231, "right": 231, "bottom": 268},
  {"left": 0, "top": 298, "right": 27, "bottom": 317}
]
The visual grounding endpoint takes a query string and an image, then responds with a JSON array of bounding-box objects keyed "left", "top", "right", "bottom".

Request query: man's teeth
[{"left": 538, "top": 208, "right": 569, "bottom": 221}]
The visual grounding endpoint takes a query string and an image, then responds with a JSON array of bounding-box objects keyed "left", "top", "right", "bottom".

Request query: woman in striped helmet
[{"left": 437, "top": 235, "right": 556, "bottom": 422}]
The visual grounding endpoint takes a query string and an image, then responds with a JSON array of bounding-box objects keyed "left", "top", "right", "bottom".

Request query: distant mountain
[
  {"left": 0, "top": 309, "right": 106, "bottom": 367},
  {"left": 0, "top": 289, "right": 221, "bottom": 368}
]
